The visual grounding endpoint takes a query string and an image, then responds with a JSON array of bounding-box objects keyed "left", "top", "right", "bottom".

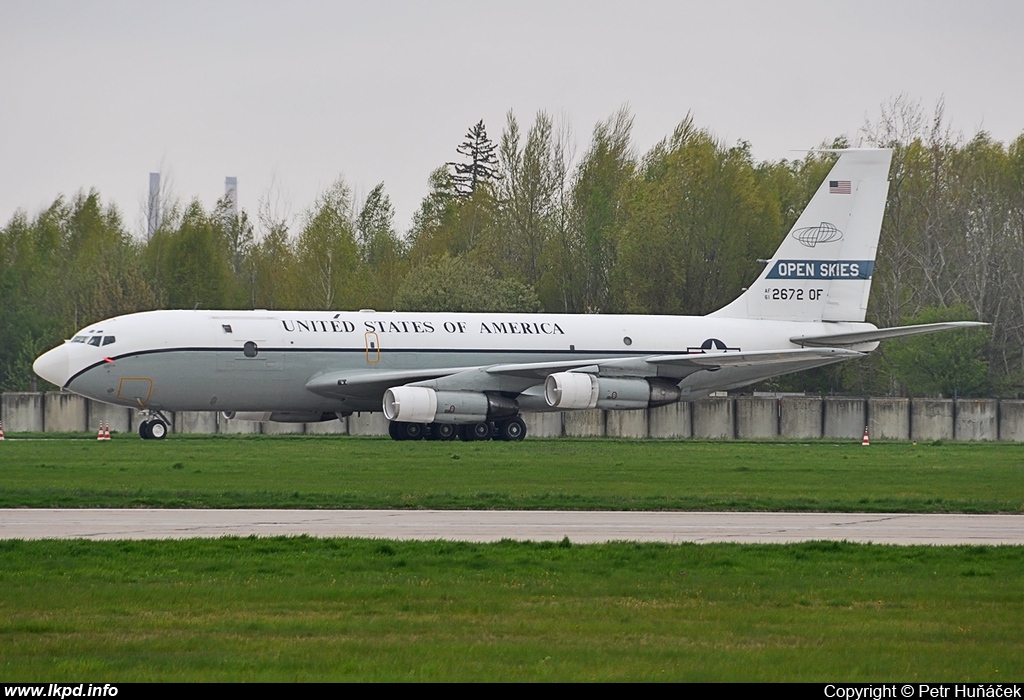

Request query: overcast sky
[{"left": 3, "top": 0, "right": 1022, "bottom": 237}]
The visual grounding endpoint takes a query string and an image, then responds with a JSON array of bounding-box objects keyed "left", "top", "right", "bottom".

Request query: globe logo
[{"left": 791, "top": 222, "right": 843, "bottom": 248}]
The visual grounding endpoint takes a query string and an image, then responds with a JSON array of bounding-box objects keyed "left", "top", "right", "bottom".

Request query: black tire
[
  {"left": 400, "top": 422, "right": 424, "bottom": 440},
  {"left": 433, "top": 423, "right": 456, "bottom": 440},
  {"left": 470, "top": 422, "right": 492, "bottom": 441},
  {"left": 497, "top": 416, "right": 527, "bottom": 442},
  {"left": 148, "top": 419, "right": 168, "bottom": 440},
  {"left": 388, "top": 421, "right": 406, "bottom": 441},
  {"left": 139, "top": 420, "right": 152, "bottom": 440}
]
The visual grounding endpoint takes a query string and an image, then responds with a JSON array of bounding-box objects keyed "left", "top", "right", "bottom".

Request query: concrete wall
[
  {"left": 606, "top": 409, "right": 647, "bottom": 438},
  {"left": 305, "top": 417, "right": 349, "bottom": 435},
  {"left": 911, "top": 399, "right": 955, "bottom": 441},
  {"left": 43, "top": 392, "right": 89, "bottom": 433},
  {"left": 87, "top": 401, "right": 133, "bottom": 435},
  {"left": 523, "top": 412, "right": 563, "bottom": 438},
  {"left": 261, "top": 420, "right": 305, "bottom": 435},
  {"left": 781, "top": 398, "right": 822, "bottom": 439},
  {"left": 954, "top": 399, "right": 999, "bottom": 442},
  {"left": 347, "top": 412, "right": 389, "bottom": 437},
  {"left": 217, "top": 412, "right": 262, "bottom": 435},
  {"left": 734, "top": 397, "right": 777, "bottom": 439},
  {"left": 999, "top": 401, "right": 1024, "bottom": 442},
  {"left": 175, "top": 411, "right": 219, "bottom": 435},
  {"left": 6, "top": 392, "right": 1024, "bottom": 442},
  {"left": 1, "top": 393, "right": 44, "bottom": 432},
  {"left": 563, "top": 409, "right": 605, "bottom": 438},
  {"left": 823, "top": 398, "right": 866, "bottom": 439},
  {"left": 692, "top": 398, "right": 733, "bottom": 439},
  {"left": 868, "top": 398, "right": 909, "bottom": 441},
  {"left": 648, "top": 402, "right": 691, "bottom": 438}
]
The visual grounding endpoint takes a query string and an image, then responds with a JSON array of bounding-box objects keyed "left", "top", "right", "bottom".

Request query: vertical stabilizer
[{"left": 711, "top": 148, "right": 892, "bottom": 322}]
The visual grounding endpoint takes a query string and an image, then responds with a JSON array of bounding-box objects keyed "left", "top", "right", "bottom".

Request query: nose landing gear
[{"left": 137, "top": 410, "right": 172, "bottom": 440}]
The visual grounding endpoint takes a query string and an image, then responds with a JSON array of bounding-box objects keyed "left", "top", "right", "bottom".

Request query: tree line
[{"left": 2, "top": 97, "right": 1021, "bottom": 397}]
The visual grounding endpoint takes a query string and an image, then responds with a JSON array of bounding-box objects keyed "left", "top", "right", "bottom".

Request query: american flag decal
[{"left": 829, "top": 180, "right": 852, "bottom": 194}]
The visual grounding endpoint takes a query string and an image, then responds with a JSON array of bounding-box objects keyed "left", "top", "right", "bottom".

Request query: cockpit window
[
  {"left": 88, "top": 336, "right": 102, "bottom": 347},
  {"left": 71, "top": 336, "right": 87, "bottom": 343},
  {"left": 101, "top": 336, "right": 116, "bottom": 346}
]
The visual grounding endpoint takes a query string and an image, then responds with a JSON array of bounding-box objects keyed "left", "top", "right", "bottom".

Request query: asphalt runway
[{"left": 2, "top": 509, "right": 1023, "bottom": 544}]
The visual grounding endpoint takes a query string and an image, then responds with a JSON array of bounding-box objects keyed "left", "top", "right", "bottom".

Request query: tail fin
[{"left": 711, "top": 148, "right": 892, "bottom": 322}]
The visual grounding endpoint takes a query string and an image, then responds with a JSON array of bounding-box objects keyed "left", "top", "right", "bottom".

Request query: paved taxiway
[{"left": 2, "top": 509, "right": 1022, "bottom": 544}]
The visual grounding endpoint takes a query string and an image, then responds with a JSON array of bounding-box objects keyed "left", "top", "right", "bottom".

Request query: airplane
[{"left": 33, "top": 148, "right": 984, "bottom": 441}]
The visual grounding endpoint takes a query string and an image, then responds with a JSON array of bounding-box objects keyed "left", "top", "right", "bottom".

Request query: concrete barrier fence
[
  {"left": 3, "top": 392, "right": 1024, "bottom": 442},
  {"left": 868, "top": 398, "right": 909, "bottom": 441}
]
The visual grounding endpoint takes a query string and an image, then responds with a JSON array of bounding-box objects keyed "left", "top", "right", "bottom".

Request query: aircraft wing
[
  {"left": 306, "top": 348, "right": 864, "bottom": 402},
  {"left": 416, "top": 347, "right": 864, "bottom": 393},
  {"left": 791, "top": 322, "right": 988, "bottom": 347},
  {"left": 305, "top": 366, "right": 484, "bottom": 400}
]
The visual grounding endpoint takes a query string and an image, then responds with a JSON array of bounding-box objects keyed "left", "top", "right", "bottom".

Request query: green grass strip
[
  {"left": 0, "top": 538, "right": 1021, "bottom": 681},
  {"left": 1, "top": 436, "right": 1022, "bottom": 512}
]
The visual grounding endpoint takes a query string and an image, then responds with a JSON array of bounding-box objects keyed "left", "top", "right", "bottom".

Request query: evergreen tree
[{"left": 449, "top": 120, "right": 499, "bottom": 197}]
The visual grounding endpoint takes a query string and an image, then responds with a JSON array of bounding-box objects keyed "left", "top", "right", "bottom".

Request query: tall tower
[{"left": 147, "top": 172, "right": 161, "bottom": 240}]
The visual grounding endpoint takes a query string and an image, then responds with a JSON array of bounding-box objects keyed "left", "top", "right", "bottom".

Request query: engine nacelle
[
  {"left": 544, "top": 372, "right": 598, "bottom": 409},
  {"left": 383, "top": 387, "right": 518, "bottom": 424},
  {"left": 544, "top": 373, "right": 681, "bottom": 410}
]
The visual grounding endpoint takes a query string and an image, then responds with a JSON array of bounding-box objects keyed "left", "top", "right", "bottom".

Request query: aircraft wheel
[
  {"left": 148, "top": 420, "right": 168, "bottom": 440},
  {"left": 388, "top": 421, "right": 406, "bottom": 441},
  {"left": 497, "top": 416, "right": 527, "bottom": 442},
  {"left": 139, "top": 420, "right": 152, "bottom": 440},
  {"left": 397, "top": 422, "right": 423, "bottom": 440},
  {"left": 469, "top": 422, "right": 492, "bottom": 441},
  {"left": 433, "top": 423, "right": 457, "bottom": 440}
]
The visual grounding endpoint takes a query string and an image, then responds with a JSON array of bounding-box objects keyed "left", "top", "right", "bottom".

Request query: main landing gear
[
  {"left": 388, "top": 415, "right": 527, "bottom": 442},
  {"left": 137, "top": 410, "right": 171, "bottom": 440}
]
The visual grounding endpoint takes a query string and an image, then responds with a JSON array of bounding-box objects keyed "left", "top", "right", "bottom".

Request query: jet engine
[
  {"left": 544, "top": 372, "right": 681, "bottom": 410},
  {"left": 383, "top": 387, "right": 518, "bottom": 424}
]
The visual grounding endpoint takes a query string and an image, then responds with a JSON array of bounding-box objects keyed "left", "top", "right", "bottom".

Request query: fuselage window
[
  {"left": 222, "top": 325, "right": 233, "bottom": 333},
  {"left": 87, "top": 336, "right": 102, "bottom": 347},
  {"left": 101, "top": 336, "right": 116, "bottom": 346}
]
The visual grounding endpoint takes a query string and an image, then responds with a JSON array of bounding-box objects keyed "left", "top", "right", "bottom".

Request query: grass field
[
  {"left": 0, "top": 435, "right": 1021, "bottom": 512},
  {"left": 3, "top": 435, "right": 1022, "bottom": 681},
  {"left": 1, "top": 537, "right": 1022, "bottom": 682}
]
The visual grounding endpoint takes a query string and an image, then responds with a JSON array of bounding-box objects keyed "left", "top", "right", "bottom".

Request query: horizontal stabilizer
[{"left": 790, "top": 322, "right": 988, "bottom": 347}]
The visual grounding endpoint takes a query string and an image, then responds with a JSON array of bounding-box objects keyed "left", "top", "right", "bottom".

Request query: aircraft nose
[{"left": 33, "top": 344, "right": 70, "bottom": 387}]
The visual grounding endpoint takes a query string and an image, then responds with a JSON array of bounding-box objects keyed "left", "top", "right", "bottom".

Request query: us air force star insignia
[{"left": 791, "top": 222, "right": 843, "bottom": 248}]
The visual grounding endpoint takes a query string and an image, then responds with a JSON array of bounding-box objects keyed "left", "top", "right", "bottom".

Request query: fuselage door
[{"left": 365, "top": 331, "right": 380, "bottom": 364}]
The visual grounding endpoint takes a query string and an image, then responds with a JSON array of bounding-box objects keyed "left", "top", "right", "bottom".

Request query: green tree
[
  {"left": 145, "top": 201, "right": 237, "bottom": 309},
  {"left": 564, "top": 106, "right": 635, "bottom": 312},
  {"left": 356, "top": 183, "right": 405, "bottom": 309},
  {"left": 489, "top": 110, "right": 562, "bottom": 289},
  {"left": 612, "top": 121, "right": 779, "bottom": 315},
  {"left": 883, "top": 305, "right": 994, "bottom": 397},
  {"left": 394, "top": 254, "right": 541, "bottom": 313},
  {"left": 293, "top": 179, "right": 360, "bottom": 310}
]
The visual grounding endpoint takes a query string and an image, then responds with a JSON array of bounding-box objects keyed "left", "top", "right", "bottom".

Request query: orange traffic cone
[
  {"left": 97, "top": 423, "right": 105, "bottom": 441},
  {"left": 861, "top": 426, "right": 870, "bottom": 446},
  {"left": 103, "top": 422, "right": 112, "bottom": 440},
  {"left": 0, "top": 421, "right": 5, "bottom": 440}
]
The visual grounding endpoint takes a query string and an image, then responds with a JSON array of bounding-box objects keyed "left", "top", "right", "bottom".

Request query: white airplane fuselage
[{"left": 34, "top": 309, "right": 876, "bottom": 415}]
